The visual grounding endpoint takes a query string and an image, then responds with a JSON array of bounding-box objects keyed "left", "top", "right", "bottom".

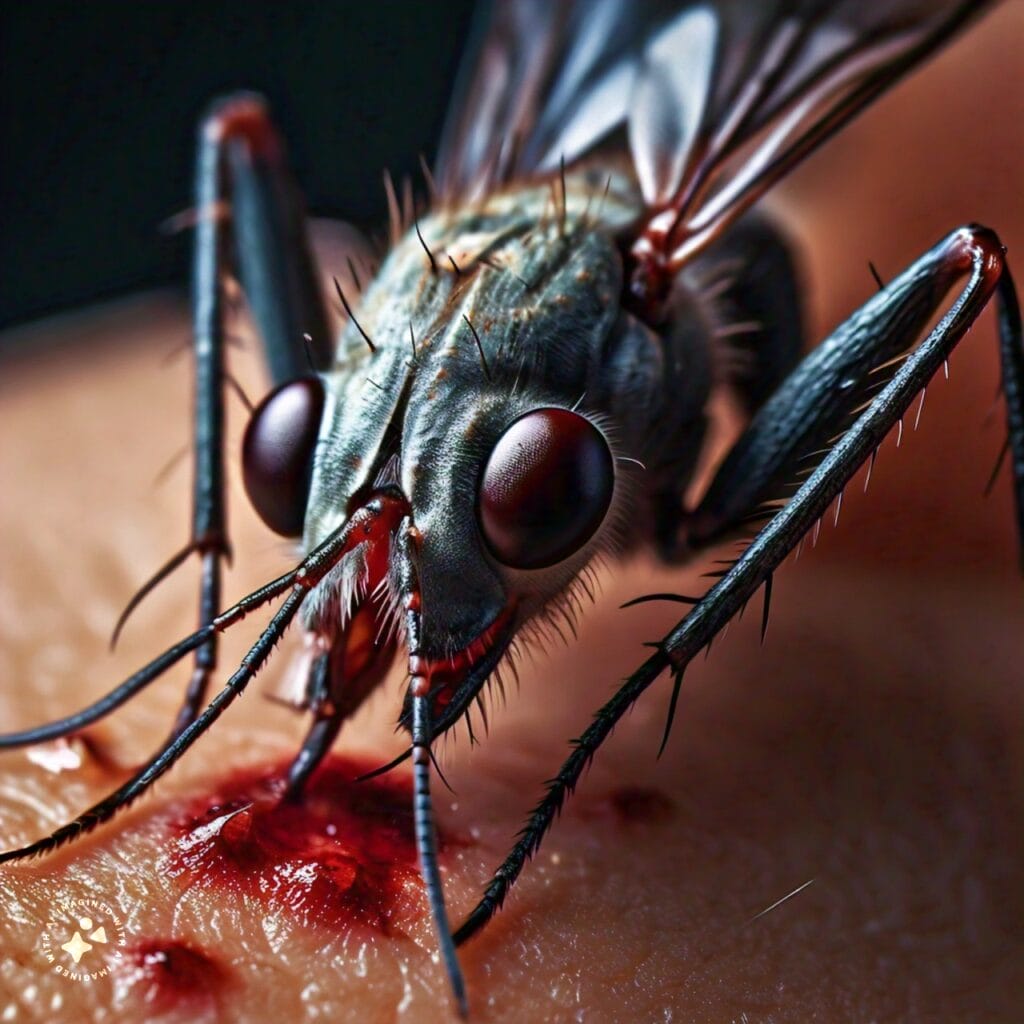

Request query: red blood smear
[
  {"left": 165, "top": 756, "right": 460, "bottom": 935},
  {"left": 120, "top": 940, "right": 226, "bottom": 1013}
]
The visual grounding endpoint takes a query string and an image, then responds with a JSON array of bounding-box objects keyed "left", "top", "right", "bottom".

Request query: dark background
[{"left": 0, "top": 1, "right": 477, "bottom": 329}]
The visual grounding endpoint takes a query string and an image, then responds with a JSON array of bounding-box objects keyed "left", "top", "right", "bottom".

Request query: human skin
[{"left": 1, "top": 7, "right": 1022, "bottom": 1022}]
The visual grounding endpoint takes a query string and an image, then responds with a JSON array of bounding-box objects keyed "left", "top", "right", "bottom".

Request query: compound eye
[
  {"left": 242, "top": 376, "right": 325, "bottom": 536},
  {"left": 478, "top": 408, "right": 614, "bottom": 570}
]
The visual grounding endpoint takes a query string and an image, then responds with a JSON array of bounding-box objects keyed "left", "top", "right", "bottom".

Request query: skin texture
[{"left": 1, "top": 7, "right": 1022, "bottom": 1022}]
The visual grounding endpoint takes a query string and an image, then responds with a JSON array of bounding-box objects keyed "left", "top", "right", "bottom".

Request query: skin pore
[{"left": 1, "top": 8, "right": 1022, "bottom": 1021}]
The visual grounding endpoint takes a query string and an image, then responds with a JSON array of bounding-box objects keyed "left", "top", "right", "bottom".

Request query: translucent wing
[
  {"left": 628, "top": 0, "right": 994, "bottom": 272},
  {"left": 434, "top": 0, "right": 685, "bottom": 201},
  {"left": 435, "top": 0, "right": 992, "bottom": 272}
]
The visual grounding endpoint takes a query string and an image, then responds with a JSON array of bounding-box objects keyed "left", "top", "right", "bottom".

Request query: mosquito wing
[
  {"left": 435, "top": 0, "right": 993, "bottom": 268},
  {"left": 434, "top": 0, "right": 682, "bottom": 201}
]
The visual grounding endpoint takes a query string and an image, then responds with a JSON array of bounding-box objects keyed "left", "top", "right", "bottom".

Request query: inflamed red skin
[
  {"left": 115, "top": 940, "right": 229, "bottom": 1020},
  {"left": 165, "top": 757, "right": 462, "bottom": 936},
  {"left": 1, "top": 12, "right": 1024, "bottom": 1021}
]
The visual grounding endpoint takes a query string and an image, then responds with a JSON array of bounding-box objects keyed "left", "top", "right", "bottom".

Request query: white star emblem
[{"left": 60, "top": 931, "right": 93, "bottom": 964}]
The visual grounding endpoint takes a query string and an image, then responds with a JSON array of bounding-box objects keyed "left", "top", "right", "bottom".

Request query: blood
[
  {"left": 165, "top": 756, "right": 460, "bottom": 935},
  {"left": 118, "top": 940, "right": 226, "bottom": 1013},
  {"left": 326, "top": 597, "right": 396, "bottom": 719},
  {"left": 608, "top": 786, "right": 674, "bottom": 824}
]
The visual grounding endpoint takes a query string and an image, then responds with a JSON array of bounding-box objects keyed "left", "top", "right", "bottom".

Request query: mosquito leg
[
  {"left": 396, "top": 517, "right": 468, "bottom": 1017},
  {"left": 411, "top": 687, "right": 468, "bottom": 1018},
  {"left": 177, "top": 95, "right": 332, "bottom": 737},
  {"left": 108, "top": 95, "right": 332, "bottom": 743},
  {"left": 218, "top": 93, "right": 334, "bottom": 382},
  {"left": 671, "top": 224, "right": 1022, "bottom": 555},
  {"left": 0, "top": 565, "right": 298, "bottom": 751},
  {"left": 0, "top": 503, "right": 381, "bottom": 859},
  {"left": 455, "top": 224, "right": 1023, "bottom": 945},
  {"left": 282, "top": 653, "right": 342, "bottom": 800},
  {"left": 0, "top": 587, "right": 307, "bottom": 864}
]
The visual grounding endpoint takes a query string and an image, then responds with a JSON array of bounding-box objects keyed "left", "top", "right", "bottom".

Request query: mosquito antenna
[
  {"left": 414, "top": 220, "right": 438, "bottom": 273},
  {"left": 396, "top": 519, "right": 468, "bottom": 1018},
  {"left": 333, "top": 276, "right": 376, "bottom": 353},
  {"left": 462, "top": 313, "right": 492, "bottom": 382}
]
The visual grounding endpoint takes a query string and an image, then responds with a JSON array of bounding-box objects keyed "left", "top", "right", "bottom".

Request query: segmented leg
[
  {"left": 171, "top": 93, "right": 332, "bottom": 737},
  {"left": 282, "top": 653, "right": 342, "bottom": 800},
  {"left": 0, "top": 501, "right": 388, "bottom": 861},
  {"left": 3, "top": 94, "right": 331, "bottom": 749},
  {"left": 397, "top": 517, "right": 469, "bottom": 1017},
  {"left": 0, "top": 589, "right": 307, "bottom": 864},
  {"left": 454, "top": 224, "right": 1024, "bottom": 945},
  {"left": 0, "top": 568, "right": 298, "bottom": 752}
]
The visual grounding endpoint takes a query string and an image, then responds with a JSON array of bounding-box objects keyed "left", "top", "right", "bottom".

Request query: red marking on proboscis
[
  {"left": 327, "top": 595, "right": 396, "bottom": 719},
  {"left": 419, "top": 604, "right": 515, "bottom": 711}
]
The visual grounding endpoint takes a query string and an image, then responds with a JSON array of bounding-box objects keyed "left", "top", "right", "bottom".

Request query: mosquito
[{"left": 2, "top": 2, "right": 1020, "bottom": 1017}]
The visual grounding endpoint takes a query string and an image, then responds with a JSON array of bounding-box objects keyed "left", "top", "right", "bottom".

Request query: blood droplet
[
  {"left": 117, "top": 940, "right": 226, "bottom": 1014},
  {"left": 165, "top": 756, "right": 463, "bottom": 934}
]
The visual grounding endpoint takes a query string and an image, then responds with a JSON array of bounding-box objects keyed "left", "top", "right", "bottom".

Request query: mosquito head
[
  {"left": 296, "top": 172, "right": 657, "bottom": 732},
  {"left": 384, "top": 371, "right": 632, "bottom": 737}
]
